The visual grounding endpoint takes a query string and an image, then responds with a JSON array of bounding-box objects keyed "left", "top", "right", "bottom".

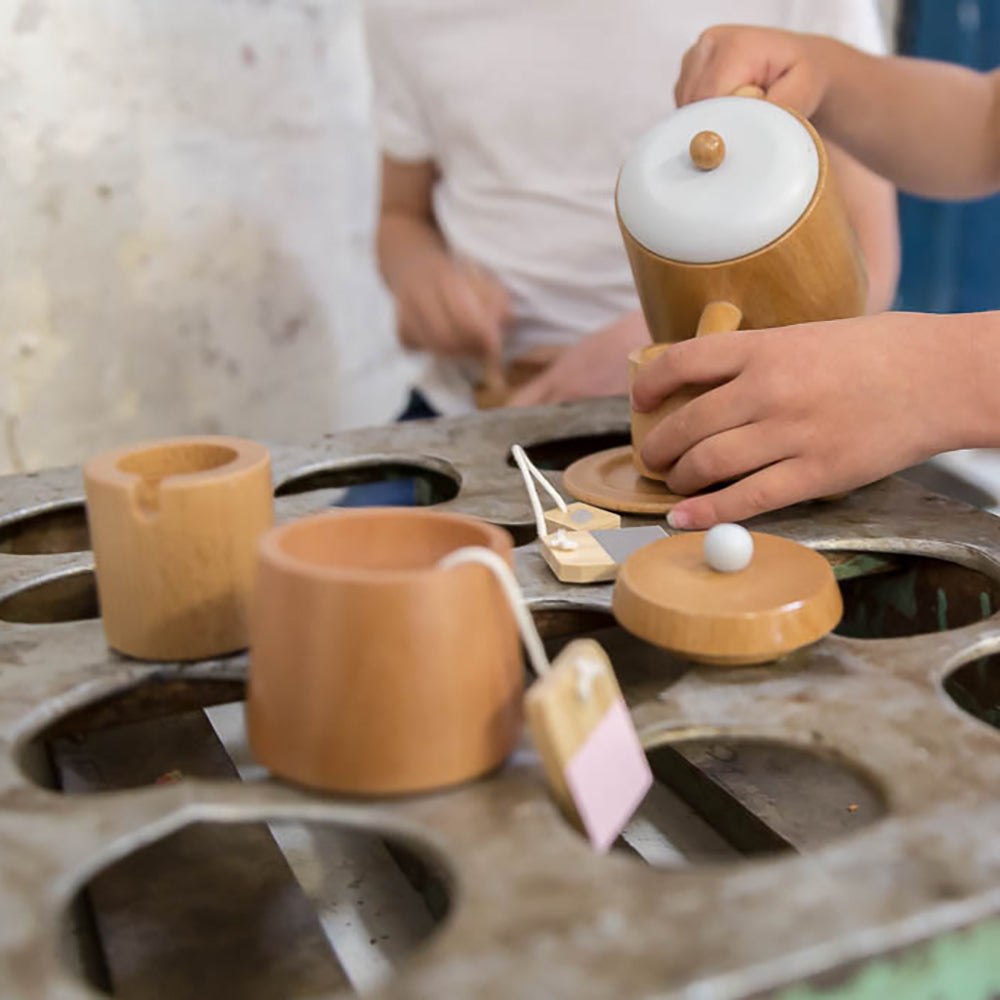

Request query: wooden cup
[
  {"left": 83, "top": 436, "right": 273, "bottom": 660},
  {"left": 247, "top": 509, "right": 523, "bottom": 795},
  {"left": 629, "top": 302, "right": 744, "bottom": 484},
  {"left": 630, "top": 344, "right": 678, "bottom": 482}
]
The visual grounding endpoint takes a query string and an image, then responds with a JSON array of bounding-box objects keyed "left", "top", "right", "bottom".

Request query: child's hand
[
  {"left": 391, "top": 251, "right": 510, "bottom": 361},
  {"left": 506, "top": 311, "right": 649, "bottom": 407},
  {"left": 631, "top": 313, "right": 975, "bottom": 528},
  {"left": 675, "top": 25, "right": 831, "bottom": 117}
]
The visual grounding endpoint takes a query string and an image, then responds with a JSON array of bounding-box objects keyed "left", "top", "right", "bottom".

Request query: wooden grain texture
[
  {"left": 544, "top": 503, "right": 621, "bottom": 534},
  {"left": 695, "top": 301, "right": 744, "bottom": 337},
  {"left": 540, "top": 531, "right": 617, "bottom": 584},
  {"left": 618, "top": 109, "right": 867, "bottom": 344},
  {"left": 83, "top": 436, "right": 273, "bottom": 661},
  {"left": 524, "top": 639, "right": 622, "bottom": 834},
  {"left": 613, "top": 531, "right": 843, "bottom": 665},
  {"left": 247, "top": 509, "right": 522, "bottom": 795},
  {"left": 562, "top": 445, "right": 685, "bottom": 514},
  {"left": 689, "top": 130, "right": 725, "bottom": 170}
]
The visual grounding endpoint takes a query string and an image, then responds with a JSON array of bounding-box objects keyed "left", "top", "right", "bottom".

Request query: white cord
[
  {"left": 547, "top": 529, "right": 579, "bottom": 551},
  {"left": 513, "top": 446, "right": 547, "bottom": 541},
  {"left": 512, "top": 444, "right": 567, "bottom": 510},
  {"left": 511, "top": 444, "right": 567, "bottom": 541},
  {"left": 574, "top": 654, "right": 604, "bottom": 701},
  {"left": 438, "top": 546, "right": 550, "bottom": 677}
]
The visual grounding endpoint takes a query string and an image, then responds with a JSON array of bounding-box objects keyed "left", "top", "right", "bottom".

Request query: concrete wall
[{"left": 0, "top": 0, "right": 411, "bottom": 475}]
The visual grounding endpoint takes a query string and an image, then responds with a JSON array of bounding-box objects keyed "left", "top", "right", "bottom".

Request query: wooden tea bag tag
[
  {"left": 540, "top": 524, "right": 667, "bottom": 584},
  {"left": 510, "top": 442, "right": 662, "bottom": 585},
  {"left": 525, "top": 639, "right": 652, "bottom": 852},
  {"left": 543, "top": 501, "right": 620, "bottom": 534},
  {"left": 439, "top": 547, "right": 650, "bottom": 852}
]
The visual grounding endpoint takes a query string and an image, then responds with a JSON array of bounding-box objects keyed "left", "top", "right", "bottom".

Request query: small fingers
[
  {"left": 631, "top": 332, "right": 749, "bottom": 413},
  {"left": 456, "top": 260, "right": 510, "bottom": 348},
  {"left": 397, "top": 287, "right": 458, "bottom": 354},
  {"left": 639, "top": 380, "right": 753, "bottom": 473},
  {"left": 663, "top": 421, "right": 792, "bottom": 496},
  {"left": 667, "top": 458, "right": 815, "bottom": 529},
  {"left": 762, "top": 64, "right": 821, "bottom": 118},
  {"left": 676, "top": 27, "right": 769, "bottom": 105},
  {"left": 441, "top": 278, "right": 501, "bottom": 359},
  {"left": 675, "top": 33, "right": 714, "bottom": 106}
]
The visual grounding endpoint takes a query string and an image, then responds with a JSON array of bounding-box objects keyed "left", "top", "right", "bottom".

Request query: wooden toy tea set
[{"left": 75, "top": 88, "right": 864, "bottom": 810}]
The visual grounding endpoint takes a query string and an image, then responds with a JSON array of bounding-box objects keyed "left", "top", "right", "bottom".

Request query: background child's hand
[
  {"left": 631, "top": 313, "right": 981, "bottom": 528},
  {"left": 675, "top": 25, "right": 831, "bottom": 116},
  {"left": 506, "top": 311, "right": 649, "bottom": 407},
  {"left": 389, "top": 251, "right": 510, "bottom": 361}
]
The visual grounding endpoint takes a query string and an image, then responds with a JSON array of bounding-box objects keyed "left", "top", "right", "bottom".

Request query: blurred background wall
[{"left": 0, "top": 0, "right": 412, "bottom": 475}]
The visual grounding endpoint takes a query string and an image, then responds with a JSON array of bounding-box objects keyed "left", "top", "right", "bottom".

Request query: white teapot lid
[{"left": 616, "top": 96, "right": 820, "bottom": 264}]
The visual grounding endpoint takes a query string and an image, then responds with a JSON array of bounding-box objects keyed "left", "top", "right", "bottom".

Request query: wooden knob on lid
[
  {"left": 689, "top": 130, "right": 725, "bottom": 170},
  {"left": 732, "top": 84, "right": 766, "bottom": 98}
]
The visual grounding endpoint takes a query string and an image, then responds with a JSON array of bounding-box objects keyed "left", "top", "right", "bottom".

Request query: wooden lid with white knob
[{"left": 612, "top": 531, "right": 842, "bottom": 665}]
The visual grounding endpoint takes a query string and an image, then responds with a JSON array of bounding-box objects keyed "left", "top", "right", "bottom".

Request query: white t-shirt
[{"left": 365, "top": 0, "right": 885, "bottom": 415}]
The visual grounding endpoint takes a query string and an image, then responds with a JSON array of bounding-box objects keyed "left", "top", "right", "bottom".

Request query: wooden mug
[
  {"left": 247, "top": 509, "right": 523, "bottom": 795},
  {"left": 83, "top": 436, "right": 273, "bottom": 660}
]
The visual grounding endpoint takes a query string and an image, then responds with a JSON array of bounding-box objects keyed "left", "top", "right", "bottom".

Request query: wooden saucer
[
  {"left": 612, "top": 532, "right": 843, "bottom": 665},
  {"left": 562, "top": 446, "right": 685, "bottom": 514}
]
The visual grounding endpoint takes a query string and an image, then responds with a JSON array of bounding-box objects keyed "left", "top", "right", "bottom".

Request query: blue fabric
[
  {"left": 897, "top": 0, "right": 1000, "bottom": 313},
  {"left": 335, "top": 389, "right": 439, "bottom": 507}
]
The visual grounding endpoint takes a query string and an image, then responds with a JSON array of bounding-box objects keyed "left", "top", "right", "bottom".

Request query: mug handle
[{"left": 695, "top": 300, "right": 743, "bottom": 337}]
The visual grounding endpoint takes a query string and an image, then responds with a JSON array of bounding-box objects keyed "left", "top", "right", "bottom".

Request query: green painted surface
[
  {"left": 937, "top": 586, "right": 949, "bottom": 632},
  {"left": 886, "top": 570, "right": 919, "bottom": 623},
  {"left": 772, "top": 916, "right": 1000, "bottom": 1000},
  {"left": 828, "top": 553, "right": 899, "bottom": 583}
]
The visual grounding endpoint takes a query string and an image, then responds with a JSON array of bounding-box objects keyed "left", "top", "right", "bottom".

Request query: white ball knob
[{"left": 704, "top": 524, "right": 754, "bottom": 573}]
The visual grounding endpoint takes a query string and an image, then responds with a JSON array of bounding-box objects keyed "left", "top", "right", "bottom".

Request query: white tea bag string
[
  {"left": 511, "top": 444, "right": 566, "bottom": 539},
  {"left": 511, "top": 444, "right": 566, "bottom": 511},
  {"left": 439, "top": 546, "right": 550, "bottom": 677}
]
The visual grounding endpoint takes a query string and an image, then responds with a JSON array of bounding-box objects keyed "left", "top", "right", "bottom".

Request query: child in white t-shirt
[{"left": 365, "top": 1, "right": 899, "bottom": 416}]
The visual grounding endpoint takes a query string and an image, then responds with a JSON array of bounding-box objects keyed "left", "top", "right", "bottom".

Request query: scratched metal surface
[{"left": 2, "top": 397, "right": 1000, "bottom": 999}]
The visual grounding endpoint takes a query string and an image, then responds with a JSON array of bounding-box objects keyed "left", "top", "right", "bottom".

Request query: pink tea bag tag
[{"left": 525, "top": 639, "right": 652, "bottom": 852}]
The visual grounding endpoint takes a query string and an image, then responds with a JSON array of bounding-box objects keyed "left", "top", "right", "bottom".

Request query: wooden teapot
[{"left": 616, "top": 90, "right": 867, "bottom": 481}]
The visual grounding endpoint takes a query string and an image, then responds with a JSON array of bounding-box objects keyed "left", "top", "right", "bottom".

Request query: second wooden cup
[
  {"left": 84, "top": 436, "right": 273, "bottom": 660},
  {"left": 247, "top": 509, "right": 523, "bottom": 795}
]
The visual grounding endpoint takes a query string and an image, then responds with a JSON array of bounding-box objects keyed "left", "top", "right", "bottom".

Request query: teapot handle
[{"left": 695, "top": 301, "right": 743, "bottom": 337}]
